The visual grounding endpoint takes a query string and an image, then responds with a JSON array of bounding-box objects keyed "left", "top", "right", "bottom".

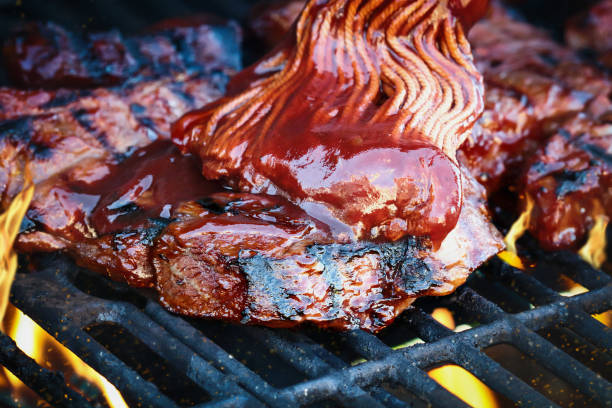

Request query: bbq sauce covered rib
[
  {"left": 4, "top": 1, "right": 504, "bottom": 331},
  {"left": 173, "top": 0, "right": 489, "bottom": 243},
  {"left": 465, "top": 3, "right": 612, "bottom": 250},
  {"left": 158, "top": 0, "right": 503, "bottom": 330},
  {"left": 154, "top": 167, "right": 501, "bottom": 331},
  {"left": 462, "top": 3, "right": 612, "bottom": 193},
  {"left": 247, "top": 0, "right": 612, "bottom": 251},
  {"left": 2, "top": 17, "right": 242, "bottom": 89},
  {"left": 0, "top": 19, "right": 243, "bottom": 286}
]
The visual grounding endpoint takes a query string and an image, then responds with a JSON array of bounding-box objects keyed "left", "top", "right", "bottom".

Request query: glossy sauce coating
[
  {"left": 78, "top": 141, "right": 223, "bottom": 235},
  {"left": 173, "top": 0, "right": 488, "bottom": 244}
]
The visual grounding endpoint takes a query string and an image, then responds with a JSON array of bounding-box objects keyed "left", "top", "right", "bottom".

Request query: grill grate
[
  {"left": 7, "top": 248, "right": 612, "bottom": 407},
  {"left": 1, "top": 0, "right": 612, "bottom": 406}
]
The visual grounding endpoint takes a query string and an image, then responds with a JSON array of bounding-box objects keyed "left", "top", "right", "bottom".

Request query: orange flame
[
  {"left": 428, "top": 308, "right": 500, "bottom": 408},
  {"left": 592, "top": 311, "right": 612, "bottom": 328},
  {"left": 578, "top": 214, "right": 608, "bottom": 270},
  {"left": 0, "top": 172, "right": 127, "bottom": 408},
  {"left": 498, "top": 194, "right": 534, "bottom": 270},
  {"left": 0, "top": 174, "right": 33, "bottom": 321},
  {"left": 3, "top": 305, "right": 128, "bottom": 408}
]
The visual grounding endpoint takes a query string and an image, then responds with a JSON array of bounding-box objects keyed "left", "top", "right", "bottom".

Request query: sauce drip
[{"left": 70, "top": 141, "right": 224, "bottom": 235}]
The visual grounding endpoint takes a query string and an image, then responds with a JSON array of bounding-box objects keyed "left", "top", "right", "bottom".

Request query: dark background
[
  {"left": 0, "top": 0, "right": 602, "bottom": 84},
  {"left": 0, "top": 0, "right": 600, "bottom": 36}
]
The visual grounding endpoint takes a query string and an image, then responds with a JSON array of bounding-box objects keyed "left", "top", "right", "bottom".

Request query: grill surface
[
  {"left": 1, "top": 1, "right": 612, "bottom": 407},
  {"left": 8, "top": 247, "right": 612, "bottom": 408}
]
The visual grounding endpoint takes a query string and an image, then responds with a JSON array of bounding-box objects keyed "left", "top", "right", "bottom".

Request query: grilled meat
[
  {"left": 466, "top": 3, "right": 612, "bottom": 249},
  {"left": 173, "top": 0, "right": 489, "bottom": 243},
  {"left": 1, "top": 1, "right": 504, "bottom": 331},
  {"left": 154, "top": 169, "right": 501, "bottom": 331},
  {"left": 8, "top": 74, "right": 226, "bottom": 285},
  {"left": 461, "top": 3, "right": 612, "bottom": 192},
  {"left": 244, "top": 0, "right": 612, "bottom": 251},
  {"left": 17, "top": 141, "right": 222, "bottom": 287},
  {"left": 0, "top": 74, "right": 225, "bottom": 210},
  {"left": 566, "top": 0, "right": 612, "bottom": 70},
  {"left": 523, "top": 115, "right": 611, "bottom": 250},
  {"left": 2, "top": 16, "right": 241, "bottom": 89}
]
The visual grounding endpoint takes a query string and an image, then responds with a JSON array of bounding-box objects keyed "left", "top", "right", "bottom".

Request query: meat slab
[
  {"left": 2, "top": 1, "right": 505, "bottom": 331},
  {"left": 247, "top": 0, "right": 612, "bottom": 251},
  {"left": 2, "top": 16, "right": 241, "bottom": 89}
]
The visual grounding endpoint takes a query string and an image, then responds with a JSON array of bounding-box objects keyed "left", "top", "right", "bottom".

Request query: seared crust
[{"left": 153, "top": 172, "right": 502, "bottom": 332}]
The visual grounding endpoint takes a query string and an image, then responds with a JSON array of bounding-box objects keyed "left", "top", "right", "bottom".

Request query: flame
[
  {"left": 593, "top": 311, "right": 612, "bottom": 328},
  {"left": 578, "top": 214, "right": 608, "bottom": 270},
  {"left": 429, "top": 308, "right": 500, "bottom": 408},
  {"left": 0, "top": 171, "right": 127, "bottom": 408},
  {"left": 3, "top": 305, "right": 128, "bottom": 408},
  {"left": 0, "top": 174, "right": 33, "bottom": 321},
  {"left": 498, "top": 194, "right": 534, "bottom": 270}
]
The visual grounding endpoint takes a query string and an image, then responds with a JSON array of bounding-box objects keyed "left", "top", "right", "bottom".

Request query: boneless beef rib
[
  {"left": 173, "top": 0, "right": 489, "bottom": 243},
  {"left": 4, "top": 0, "right": 504, "bottom": 331},
  {"left": 165, "top": 0, "right": 502, "bottom": 329}
]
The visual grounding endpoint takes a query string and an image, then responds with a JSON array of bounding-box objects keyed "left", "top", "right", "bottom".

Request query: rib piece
[
  {"left": 17, "top": 141, "right": 221, "bottom": 287},
  {"left": 2, "top": 16, "right": 241, "bottom": 89},
  {"left": 173, "top": 0, "right": 489, "bottom": 243},
  {"left": 0, "top": 17, "right": 244, "bottom": 288},
  {"left": 0, "top": 74, "right": 224, "bottom": 209},
  {"left": 153, "top": 169, "right": 502, "bottom": 331},
  {"left": 1, "top": 73, "right": 227, "bottom": 287},
  {"left": 464, "top": 3, "right": 612, "bottom": 249},
  {"left": 523, "top": 115, "right": 612, "bottom": 250},
  {"left": 566, "top": 0, "right": 612, "bottom": 70},
  {"left": 243, "top": 2, "right": 612, "bottom": 250},
  {"left": 460, "top": 2, "right": 612, "bottom": 192}
]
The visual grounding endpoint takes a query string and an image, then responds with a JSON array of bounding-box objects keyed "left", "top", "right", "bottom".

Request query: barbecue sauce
[
  {"left": 70, "top": 141, "right": 224, "bottom": 235},
  {"left": 173, "top": 0, "right": 488, "bottom": 244}
]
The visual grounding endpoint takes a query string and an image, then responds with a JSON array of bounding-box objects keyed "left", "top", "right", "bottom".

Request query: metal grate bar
[
  {"left": 196, "top": 395, "right": 253, "bottom": 408},
  {"left": 489, "top": 262, "right": 559, "bottom": 305},
  {"left": 0, "top": 331, "right": 92, "bottom": 408},
  {"left": 276, "top": 355, "right": 469, "bottom": 408},
  {"left": 243, "top": 328, "right": 390, "bottom": 408},
  {"left": 282, "top": 331, "right": 348, "bottom": 370},
  {"left": 9, "top": 263, "right": 261, "bottom": 408},
  {"left": 534, "top": 250, "right": 612, "bottom": 290},
  {"left": 404, "top": 309, "right": 454, "bottom": 342},
  {"left": 340, "top": 330, "right": 392, "bottom": 360},
  {"left": 401, "top": 308, "right": 560, "bottom": 407},
  {"left": 515, "top": 287, "right": 612, "bottom": 331},
  {"left": 95, "top": 307, "right": 254, "bottom": 402},
  {"left": 9, "top": 279, "right": 178, "bottom": 408},
  {"left": 366, "top": 387, "right": 411, "bottom": 408},
  {"left": 334, "top": 330, "right": 463, "bottom": 406},
  {"left": 143, "top": 302, "right": 286, "bottom": 406},
  {"left": 392, "top": 361, "right": 469, "bottom": 408},
  {"left": 565, "top": 311, "right": 612, "bottom": 350},
  {"left": 453, "top": 286, "right": 506, "bottom": 323},
  {"left": 246, "top": 328, "right": 339, "bottom": 378},
  {"left": 510, "top": 327, "right": 612, "bottom": 405},
  {"left": 455, "top": 344, "right": 561, "bottom": 408}
]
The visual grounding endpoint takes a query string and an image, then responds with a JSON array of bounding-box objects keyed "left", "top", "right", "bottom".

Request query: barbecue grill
[{"left": 1, "top": 1, "right": 611, "bottom": 407}]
